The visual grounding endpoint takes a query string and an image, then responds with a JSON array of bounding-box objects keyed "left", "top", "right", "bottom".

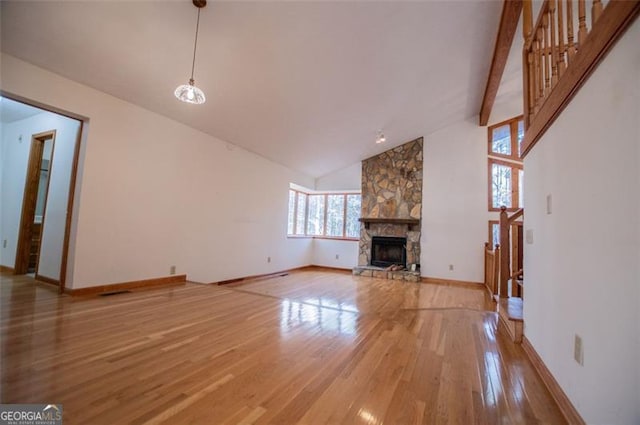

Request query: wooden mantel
[{"left": 359, "top": 217, "right": 420, "bottom": 230}]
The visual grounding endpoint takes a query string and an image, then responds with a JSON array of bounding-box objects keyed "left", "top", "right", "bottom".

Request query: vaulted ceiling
[{"left": 1, "top": 1, "right": 512, "bottom": 178}]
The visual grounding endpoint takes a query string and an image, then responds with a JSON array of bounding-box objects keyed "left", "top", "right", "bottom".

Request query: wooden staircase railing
[
  {"left": 521, "top": 0, "right": 640, "bottom": 157},
  {"left": 484, "top": 207, "right": 524, "bottom": 299},
  {"left": 484, "top": 242, "right": 500, "bottom": 297},
  {"left": 484, "top": 207, "right": 526, "bottom": 343},
  {"left": 499, "top": 206, "right": 524, "bottom": 298}
]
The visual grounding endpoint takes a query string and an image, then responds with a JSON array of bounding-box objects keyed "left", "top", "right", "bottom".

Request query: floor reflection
[
  {"left": 279, "top": 298, "right": 358, "bottom": 337},
  {"left": 1, "top": 271, "right": 566, "bottom": 424},
  {"left": 300, "top": 296, "right": 358, "bottom": 314},
  {"left": 483, "top": 351, "right": 502, "bottom": 407}
]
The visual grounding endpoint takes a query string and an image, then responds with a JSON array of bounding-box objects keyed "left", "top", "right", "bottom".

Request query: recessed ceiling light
[{"left": 375, "top": 131, "right": 386, "bottom": 144}]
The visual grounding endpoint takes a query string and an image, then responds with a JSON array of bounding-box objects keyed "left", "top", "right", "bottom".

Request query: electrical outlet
[
  {"left": 170, "top": 265, "right": 176, "bottom": 275},
  {"left": 267, "top": 256, "right": 271, "bottom": 263},
  {"left": 449, "top": 264, "right": 454, "bottom": 271},
  {"left": 574, "top": 334, "right": 584, "bottom": 366},
  {"left": 335, "top": 254, "right": 340, "bottom": 260}
]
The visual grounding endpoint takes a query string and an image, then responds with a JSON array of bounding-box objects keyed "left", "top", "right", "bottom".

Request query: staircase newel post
[{"left": 499, "top": 206, "right": 510, "bottom": 298}]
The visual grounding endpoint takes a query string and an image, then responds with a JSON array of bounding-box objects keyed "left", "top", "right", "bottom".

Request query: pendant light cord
[{"left": 190, "top": 7, "right": 201, "bottom": 81}]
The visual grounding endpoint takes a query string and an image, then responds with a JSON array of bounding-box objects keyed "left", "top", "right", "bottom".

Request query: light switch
[
  {"left": 546, "top": 194, "right": 552, "bottom": 214},
  {"left": 574, "top": 334, "right": 584, "bottom": 366},
  {"left": 526, "top": 229, "right": 534, "bottom": 244}
]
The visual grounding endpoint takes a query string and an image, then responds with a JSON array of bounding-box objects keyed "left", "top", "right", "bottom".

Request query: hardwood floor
[{"left": 1, "top": 270, "right": 566, "bottom": 424}]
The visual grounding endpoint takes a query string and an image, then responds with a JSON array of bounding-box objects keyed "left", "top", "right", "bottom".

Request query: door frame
[
  {"left": 14, "top": 131, "right": 56, "bottom": 275},
  {"left": 2, "top": 91, "right": 86, "bottom": 293},
  {"left": 34, "top": 133, "right": 56, "bottom": 281}
]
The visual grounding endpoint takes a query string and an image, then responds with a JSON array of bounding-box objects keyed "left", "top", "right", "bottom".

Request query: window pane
[
  {"left": 287, "top": 190, "right": 296, "bottom": 235},
  {"left": 492, "top": 223, "right": 500, "bottom": 249},
  {"left": 326, "top": 195, "right": 345, "bottom": 237},
  {"left": 517, "top": 119, "right": 525, "bottom": 157},
  {"left": 306, "top": 195, "right": 325, "bottom": 236},
  {"left": 345, "top": 194, "right": 361, "bottom": 238},
  {"left": 492, "top": 163, "right": 512, "bottom": 208},
  {"left": 295, "top": 193, "right": 307, "bottom": 235},
  {"left": 491, "top": 124, "right": 511, "bottom": 156},
  {"left": 519, "top": 169, "right": 524, "bottom": 208}
]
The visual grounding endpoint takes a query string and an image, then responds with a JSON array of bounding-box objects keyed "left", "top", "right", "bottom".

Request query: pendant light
[{"left": 175, "top": 0, "right": 207, "bottom": 104}]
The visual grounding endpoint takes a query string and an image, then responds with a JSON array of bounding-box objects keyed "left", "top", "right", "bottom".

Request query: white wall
[
  {"left": 0, "top": 111, "right": 81, "bottom": 280},
  {"left": 312, "top": 238, "right": 358, "bottom": 269},
  {"left": 315, "top": 162, "right": 361, "bottom": 191},
  {"left": 1, "top": 54, "right": 314, "bottom": 288},
  {"left": 523, "top": 21, "right": 639, "bottom": 424},
  {"left": 0, "top": 117, "right": 34, "bottom": 269},
  {"left": 421, "top": 118, "right": 490, "bottom": 283}
]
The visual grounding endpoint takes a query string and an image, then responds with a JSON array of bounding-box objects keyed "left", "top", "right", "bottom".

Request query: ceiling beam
[{"left": 479, "top": 0, "right": 523, "bottom": 126}]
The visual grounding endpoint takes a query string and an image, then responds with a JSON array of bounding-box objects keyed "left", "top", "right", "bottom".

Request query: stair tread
[{"left": 499, "top": 297, "right": 523, "bottom": 322}]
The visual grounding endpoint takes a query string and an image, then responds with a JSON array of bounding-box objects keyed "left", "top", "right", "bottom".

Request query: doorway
[
  {"left": 0, "top": 95, "right": 84, "bottom": 292},
  {"left": 14, "top": 131, "right": 56, "bottom": 275}
]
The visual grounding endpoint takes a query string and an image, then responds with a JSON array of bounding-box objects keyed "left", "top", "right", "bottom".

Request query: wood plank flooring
[{"left": 0, "top": 270, "right": 565, "bottom": 424}]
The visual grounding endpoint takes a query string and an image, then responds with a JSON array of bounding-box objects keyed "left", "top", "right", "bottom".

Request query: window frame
[
  {"left": 487, "top": 115, "right": 524, "bottom": 213},
  {"left": 287, "top": 189, "right": 361, "bottom": 241},
  {"left": 488, "top": 157, "right": 523, "bottom": 212},
  {"left": 488, "top": 115, "right": 524, "bottom": 161}
]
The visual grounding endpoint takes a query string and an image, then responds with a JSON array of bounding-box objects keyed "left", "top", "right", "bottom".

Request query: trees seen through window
[
  {"left": 488, "top": 116, "right": 524, "bottom": 211},
  {"left": 288, "top": 189, "right": 361, "bottom": 240}
]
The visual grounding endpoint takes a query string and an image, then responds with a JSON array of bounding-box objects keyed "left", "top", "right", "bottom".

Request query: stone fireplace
[{"left": 353, "top": 138, "right": 422, "bottom": 281}]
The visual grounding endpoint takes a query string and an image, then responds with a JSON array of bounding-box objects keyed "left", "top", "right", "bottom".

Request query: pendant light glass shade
[
  {"left": 175, "top": 1, "right": 206, "bottom": 104},
  {"left": 175, "top": 78, "right": 206, "bottom": 104}
]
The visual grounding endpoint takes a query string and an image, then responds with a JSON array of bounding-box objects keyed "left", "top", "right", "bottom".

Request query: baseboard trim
[
  {"left": 214, "top": 265, "right": 351, "bottom": 285},
  {"left": 307, "top": 265, "right": 352, "bottom": 273},
  {"left": 35, "top": 274, "right": 60, "bottom": 286},
  {"left": 482, "top": 281, "right": 496, "bottom": 299},
  {"left": 421, "top": 276, "right": 485, "bottom": 289},
  {"left": 214, "top": 266, "right": 310, "bottom": 285},
  {"left": 0, "top": 265, "right": 15, "bottom": 273},
  {"left": 66, "top": 274, "right": 187, "bottom": 296},
  {"left": 522, "top": 336, "right": 585, "bottom": 425}
]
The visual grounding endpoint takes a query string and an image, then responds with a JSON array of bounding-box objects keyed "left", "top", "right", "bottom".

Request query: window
[
  {"left": 306, "top": 195, "right": 325, "bottom": 236},
  {"left": 488, "top": 116, "right": 524, "bottom": 212},
  {"left": 488, "top": 115, "right": 525, "bottom": 161},
  {"left": 287, "top": 190, "right": 296, "bottom": 235},
  {"left": 488, "top": 220, "right": 499, "bottom": 250},
  {"left": 345, "top": 194, "right": 361, "bottom": 238},
  {"left": 287, "top": 188, "right": 361, "bottom": 240},
  {"left": 326, "top": 195, "right": 345, "bottom": 237},
  {"left": 295, "top": 192, "right": 307, "bottom": 235},
  {"left": 517, "top": 119, "right": 525, "bottom": 157},
  {"left": 489, "top": 158, "right": 523, "bottom": 210}
]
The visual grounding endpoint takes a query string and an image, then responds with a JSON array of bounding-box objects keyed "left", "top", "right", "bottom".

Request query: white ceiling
[
  {"left": 0, "top": 97, "right": 44, "bottom": 123},
  {"left": 1, "top": 1, "right": 508, "bottom": 178}
]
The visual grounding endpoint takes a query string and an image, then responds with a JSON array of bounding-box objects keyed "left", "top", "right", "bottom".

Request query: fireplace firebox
[{"left": 370, "top": 236, "right": 406, "bottom": 268}]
